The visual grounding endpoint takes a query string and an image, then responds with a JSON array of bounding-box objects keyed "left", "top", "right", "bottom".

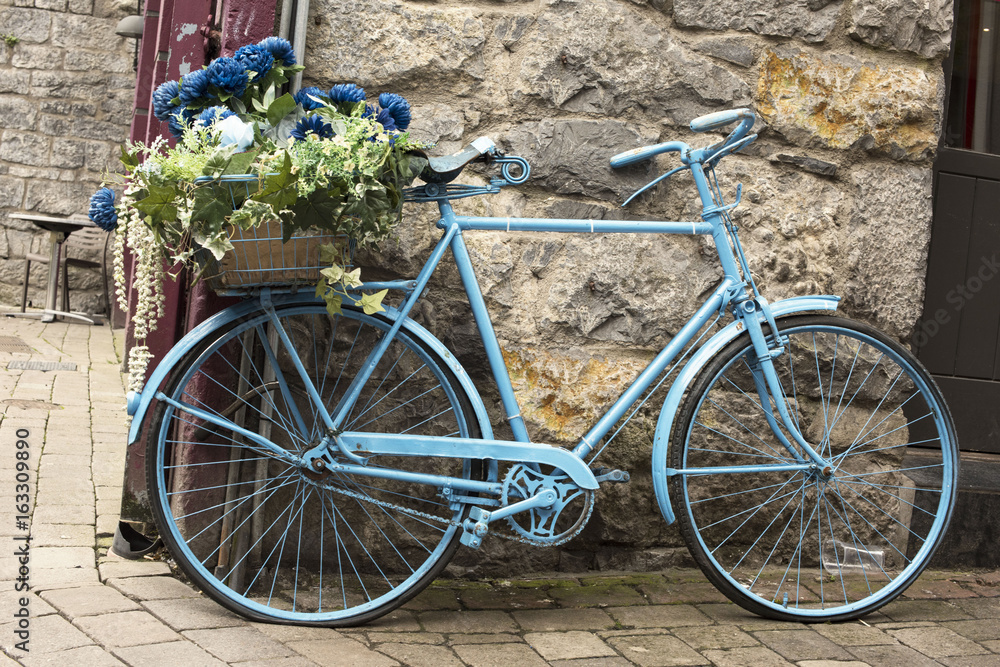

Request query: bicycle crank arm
[
  {"left": 339, "top": 432, "right": 599, "bottom": 490},
  {"left": 460, "top": 489, "right": 558, "bottom": 549}
]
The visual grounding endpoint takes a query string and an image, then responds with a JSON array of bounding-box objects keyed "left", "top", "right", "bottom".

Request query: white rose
[{"left": 218, "top": 115, "right": 255, "bottom": 151}]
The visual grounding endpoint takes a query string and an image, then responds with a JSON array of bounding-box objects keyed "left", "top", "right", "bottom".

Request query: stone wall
[
  {"left": 305, "top": 0, "right": 951, "bottom": 576},
  {"left": 0, "top": 0, "right": 135, "bottom": 313}
]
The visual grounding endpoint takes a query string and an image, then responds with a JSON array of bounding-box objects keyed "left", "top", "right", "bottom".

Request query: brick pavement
[{"left": 1, "top": 315, "right": 999, "bottom": 666}]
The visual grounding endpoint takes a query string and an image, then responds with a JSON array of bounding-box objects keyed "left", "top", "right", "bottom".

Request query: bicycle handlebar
[{"left": 609, "top": 109, "right": 756, "bottom": 170}]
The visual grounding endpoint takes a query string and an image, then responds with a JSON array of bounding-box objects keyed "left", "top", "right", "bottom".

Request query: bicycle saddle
[{"left": 417, "top": 137, "right": 496, "bottom": 184}]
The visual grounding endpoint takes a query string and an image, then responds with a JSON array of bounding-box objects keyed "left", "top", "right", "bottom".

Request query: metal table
[{"left": 6, "top": 213, "right": 102, "bottom": 325}]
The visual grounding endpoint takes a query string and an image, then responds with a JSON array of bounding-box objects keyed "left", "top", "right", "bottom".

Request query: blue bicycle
[{"left": 127, "top": 109, "right": 958, "bottom": 625}]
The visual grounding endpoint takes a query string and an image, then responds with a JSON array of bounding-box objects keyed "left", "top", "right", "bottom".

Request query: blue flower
[
  {"left": 294, "top": 86, "right": 328, "bottom": 111},
  {"left": 178, "top": 69, "right": 212, "bottom": 107},
  {"left": 88, "top": 188, "right": 118, "bottom": 232},
  {"left": 167, "top": 108, "right": 196, "bottom": 138},
  {"left": 152, "top": 80, "right": 180, "bottom": 121},
  {"left": 289, "top": 115, "right": 334, "bottom": 141},
  {"left": 364, "top": 105, "right": 397, "bottom": 132},
  {"left": 207, "top": 57, "right": 249, "bottom": 97},
  {"left": 329, "top": 83, "right": 366, "bottom": 104},
  {"left": 196, "top": 106, "right": 236, "bottom": 126},
  {"left": 378, "top": 92, "right": 411, "bottom": 130},
  {"left": 234, "top": 43, "right": 274, "bottom": 81},
  {"left": 258, "top": 36, "right": 296, "bottom": 66}
]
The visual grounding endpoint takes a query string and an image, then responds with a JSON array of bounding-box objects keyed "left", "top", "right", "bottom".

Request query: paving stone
[
  {"left": 938, "top": 657, "right": 1000, "bottom": 667},
  {"left": 607, "top": 604, "right": 713, "bottom": 628},
  {"left": 700, "top": 645, "right": 795, "bottom": 667},
  {"left": 113, "top": 640, "right": 228, "bottom": 666},
  {"left": 903, "top": 579, "right": 980, "bottom": 599},
  {"left": 549, "top": 658, "right": 633, "bottom": 667},
  {"left": 954, "top": 597, "right": 1000, "bottom": 619},
  {"left": 640, "top": 581, "right": 730, "bottom": 605},
  {"left": 74, "top": 609, "right": 182, "bottom": 647},
  {"left": 106, "top": 574, "right": 201, "bottom": 600},
  {"left": 605, "top": 633, "right": 709, "bottom": 666},
  {"left": 549, "top": 583, "right": 647, "bottom": 608},
  {"left": 512, "top": 607, "right": 615, "bottom": 631},
  {"left": 364, "top": 608, "right": 421, "bottom": 632},
  {"left": 230, "top": 658, "right": 321, "bottom": 667},
  {"left": 95, "top": 557, "right": 170, "bottom": 579},
  {"left": 30, "top": 522, "right": 95, "bottom": 546},
  {"left": 877, "top": 599, "right": 974, "bottom": 622},
  {"left": 796, "top": 662, "right": 871, "bottom": 667},
  {"left": 812, "top": 621, "right": 897, "bottom": 645},
  {"left": 458, "top": 585, "right": 557, "bottom": 610},
  {"left": 287, "top": 636, "right": 401, "bottom": 666},
  {"left": 18, "top": 644, "right": 125, "bottom": 666},
  {"left": 451, "top": 642, "right": 549, "bottom": 667},
  {"left": 248, "top": 622, "right": 341, "bottom": 643},
  {"left": 752, "top": 629, "right": 856, "bottom": 661},
  {"left": 943, "top": 619, "right": 1000, "bottom": 641},
  {"left": 40, "top": 582, "right": 140, "bottom": 617},
  {"left": 32, "top": 503, "right": 95, "bottom": 525},
  {"left": 184, "top": 626, "right": 296, "bottom": 663},
  {"left": 524, "top": 631, "right": 618, "bottom": 661},
  {"left": 31, "top": 564, "right": 100, "bottom": 589},
  {"left": 445, "top": 633, "right": 527, "bottom": 645},
  {"left": 888, "top": 625, "right": 990, "bottom": 659},
  {"left": 143, "top": 597, "right": 245, "bottom": 630},
  {"left": 848, "top": 643, "right": 953, "bottom": 666},
  {"left": 375, "top": 642, "right": 464, "bottom": 666},
  {"left": 402, "top": 587, "right": 463, "bottom": 611},
  {"left": 417, "top": 609, "right": 519, "bottom": 634},
  {"left": 0, "top": 613, "right": 93, "bottom": 655},
  {"left": 671, "top": 624, "right": 759, "bottom": 650},
  {"left": 366, "top": 631, "right": 442, "bottom": 646},
  {"left": 695, "top": 603, "right": 808, "bottom": 630}
]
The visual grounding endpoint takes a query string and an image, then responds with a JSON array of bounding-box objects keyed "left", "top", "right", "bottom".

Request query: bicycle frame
[{"left": 127, "top": 142, "right": 844, "bottom": 530}]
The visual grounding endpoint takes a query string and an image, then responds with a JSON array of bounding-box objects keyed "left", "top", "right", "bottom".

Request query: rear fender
[{"left": 650, "top": 295, "right": 840, "bottom": 525}]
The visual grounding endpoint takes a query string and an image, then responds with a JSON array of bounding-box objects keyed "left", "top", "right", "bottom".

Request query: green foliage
[{"left": 2, "top": 34, "right": 18, "bottom": 47}]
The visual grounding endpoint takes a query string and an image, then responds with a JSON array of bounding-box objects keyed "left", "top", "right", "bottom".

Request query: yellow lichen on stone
[
  {"left": 757, "top": 49, "right": 938, "bottom": 158},
  {"left": 501, "top": 347, "right": 650, "bottom": 444}
]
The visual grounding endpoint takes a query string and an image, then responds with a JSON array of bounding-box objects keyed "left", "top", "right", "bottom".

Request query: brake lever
[{"left": 620, "top": 164, "right": 685, "bottom": 208}]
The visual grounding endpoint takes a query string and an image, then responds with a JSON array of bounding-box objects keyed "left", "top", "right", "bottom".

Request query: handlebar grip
[
  {"left": 690, "top": 108, "right": 754, "bottom": 133},
  {"left": 610, "top": 141, "right": 687, "bottom": 168}
]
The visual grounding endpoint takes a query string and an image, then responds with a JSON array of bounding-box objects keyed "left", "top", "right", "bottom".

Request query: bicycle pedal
[
  {"left": 460, "top": 507, "right": 491, "bottom": 549},
  {"left": 592, "top": 468, "right": 630, "bottom": 484}
]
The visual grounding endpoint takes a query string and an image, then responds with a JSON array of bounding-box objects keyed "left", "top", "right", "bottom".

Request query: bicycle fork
[{"left": 737, "top": 298, "right": 835, "bottom": 475}]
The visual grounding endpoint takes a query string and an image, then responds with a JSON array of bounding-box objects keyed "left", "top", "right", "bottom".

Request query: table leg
[{"left": 41, "top": 231, "right": 64, "bottom": 323}]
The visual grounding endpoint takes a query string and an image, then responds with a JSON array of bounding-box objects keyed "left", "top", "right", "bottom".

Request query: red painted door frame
[{"left": 120, "top": 0, "right": 277, "bottom": 525}]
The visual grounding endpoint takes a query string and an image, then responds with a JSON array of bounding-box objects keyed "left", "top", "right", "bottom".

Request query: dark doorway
[{"left": 917, "top": 0, "right": 1000, "bottom": 454}]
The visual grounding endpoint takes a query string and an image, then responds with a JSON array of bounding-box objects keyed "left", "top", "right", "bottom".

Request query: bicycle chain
[{"left": 312, "top": 477, "right": 569, "bottom": 545}]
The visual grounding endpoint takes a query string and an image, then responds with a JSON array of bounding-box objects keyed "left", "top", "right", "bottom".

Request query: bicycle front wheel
[
  {"left": 670, "top": 315, "right": 958, "bottom": 621},
  {"left": 145, "top": 303, "right": 485, "bottom": 626}
]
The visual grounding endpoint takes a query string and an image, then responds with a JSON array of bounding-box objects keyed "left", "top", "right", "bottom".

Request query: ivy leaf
[
  {"left": 202, "top": 145, "right": 237, "bottom": 178},
  {"left": 202, "top": 229, "right": 234, "bottom": 260},
  {"left": 267, "top": 92, "right": 298, "bottom": 127},
  {"left": 324, "top": 293, "right": 344, "bottom": 317},
  {"left": 224, "top": 148, "right": 260, "bottom": 176},
  {"left": 190, "top": 186, "right": 232, "bottom": 230},
  {"left": 358, "top": 289, "right": 388, "bottom": 315},
  {"left": 120, "top": 145, "right": 140, "bottom": 170},
  {"left": 133, "top": 182, "right": 179, "bottom": 224},
  {"left": 287, "top": 188, "right": 342, "bottom": 240},
  {"left": 254, "top": 152, "right": 299, "bottom": 212}
]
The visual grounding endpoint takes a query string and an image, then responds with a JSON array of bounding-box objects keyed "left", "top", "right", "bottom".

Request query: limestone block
[
  {"left": 693, "top": 37, "right": 757, "bottom": 68},
  {"left": 11, "top": 43, "right": 64, "bottom": 70},
  {"left": 304, "top": 0, "right": 487, "bottom": 92},
  {"left": 849, "top": 0, "right": 953, "bottom": 58},
  {"left": 50, "top": 14, "right": 126, "bottom": 49},
  {"left": 0, "top": 97, "right": 38, "bottom": 131},
  {"left": 0, "top": 70, "right": 31, "bottom": 94},
  {"left": 844, "top": 164, "right": 932, "bottom": 337},
  {"left": 674, "top": 0, "right": 841, "bottom": 43},
  {"left": 515, "top": 0, "right": 750, "bottom": 120},
  {"left": 65, "top": 49, "right": 132, "bottom": 73},
  {"left": 24, "top": 178, "right": 97, "bottom": 216},
  {"left": 40, "top": 100, "right": 98, "bottom": 116},
  {"left": 0, "top": 176, "right": 26, "bottom": 208},
  {"left": 30, "top": 69, "right": 109, "bottom": 100},
  {"left": 50, "top": 139, "right": 87, "bottom": 169},
  {"left": 0, "top": 132, "right": 52, "bottom": 167},
  {"left": 757, "top": 47, "right": 941, "bottom": 160},
  {"left": 505, "top": 118, "right": 658, "bottom": 202},
  {"left": 0, "top": 8, "right": 52, "bottom": 43}
]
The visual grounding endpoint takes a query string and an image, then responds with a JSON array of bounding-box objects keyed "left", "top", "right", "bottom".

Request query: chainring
[{"left": 500, "top": 464, "right": 595, "bottom": 546}]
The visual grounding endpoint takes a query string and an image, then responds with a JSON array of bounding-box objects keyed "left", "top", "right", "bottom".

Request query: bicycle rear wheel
[
  {"left": 670, "top": 315, "right": 958, "bottom": 621},
  {"left": 145, "top": 303, "right": 485, "bottom": 626}
]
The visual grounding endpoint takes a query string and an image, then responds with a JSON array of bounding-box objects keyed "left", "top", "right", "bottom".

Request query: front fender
[
  {"left": 127, "top": 294, "right": 493, "bottom": 445},
  {"left": 650, "top": 295, "right": 840, "bottom": 526}
]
